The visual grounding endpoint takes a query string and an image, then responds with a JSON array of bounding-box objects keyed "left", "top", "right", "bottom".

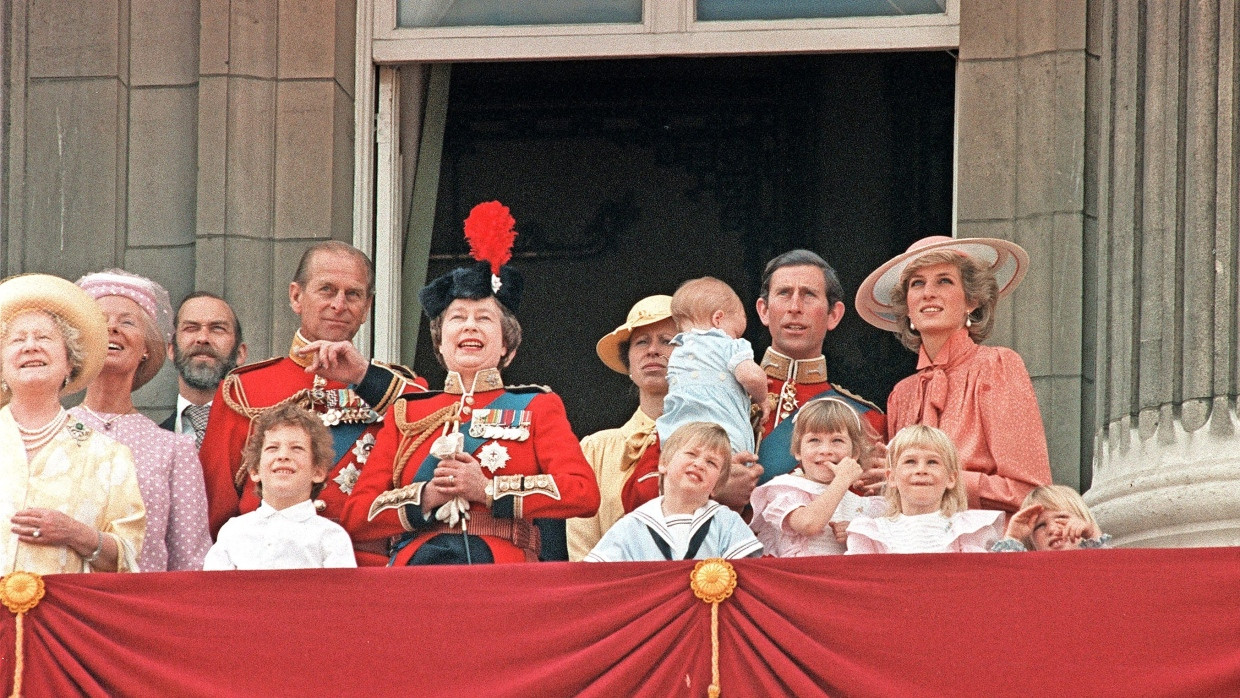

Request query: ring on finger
[
  {"left": 32, "top": 528, "right": 41, "bottom": 538},
  {"left": 449, "top": 475, "right": 455, "bottom": 482}
]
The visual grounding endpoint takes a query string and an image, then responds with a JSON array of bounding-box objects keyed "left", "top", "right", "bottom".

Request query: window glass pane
[
  {"left": 696, "top": 0, "right": 946, "bottom": 21},
  {"left": 398, "top": 0, "right": 643, "bottom": 27}
]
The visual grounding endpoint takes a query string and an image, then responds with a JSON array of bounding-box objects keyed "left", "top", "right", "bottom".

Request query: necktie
[{"left": 184, "top": 404, "right": 211, "bottom": 448}]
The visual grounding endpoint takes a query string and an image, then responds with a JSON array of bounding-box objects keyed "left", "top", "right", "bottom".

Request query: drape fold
[{"left": 2, "top": 549, "right": 1236, "bottom": 696}]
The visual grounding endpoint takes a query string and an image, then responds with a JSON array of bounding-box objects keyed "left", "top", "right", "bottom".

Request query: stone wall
[
  {"left": 1, "top": 0, "right": 357, "bottom": 417},
  {"left": 956, "top": 0, "right": 1090, "bottom": 488}
]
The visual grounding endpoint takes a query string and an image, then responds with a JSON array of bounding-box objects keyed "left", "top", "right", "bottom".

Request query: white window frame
[{"left": 354, "top": 0, "right": 960, "bottom": 362}]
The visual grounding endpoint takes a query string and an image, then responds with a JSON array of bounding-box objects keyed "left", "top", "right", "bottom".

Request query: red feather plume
[{"left": 463, "top": 201, "right": 517, "bottom": 275}]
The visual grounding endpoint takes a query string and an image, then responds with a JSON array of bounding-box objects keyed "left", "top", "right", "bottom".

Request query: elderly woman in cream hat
[
  {"left": 566, "top": 295, "right": 678, "bottom": 560},
  {"left": 71, "top": 269, "right": 212, "bottom": 571},
  {"left": 0, "top": 274, "right": 146, "bottom": 573},
  {"left": 855, "top": 236, "right": 1052, "bottom": 512}
]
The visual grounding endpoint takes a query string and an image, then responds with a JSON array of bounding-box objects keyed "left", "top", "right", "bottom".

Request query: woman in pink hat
[
  {"left": 855, "top": 237, "right": 1051, "bottom": 513},
  {"left": 72, "top": 269, "right": 213, "bottom": 571}
]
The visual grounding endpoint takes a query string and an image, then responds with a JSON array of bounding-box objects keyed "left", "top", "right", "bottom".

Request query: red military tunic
[
  {"left": 199, "top": 333, "right": 424, "bottom": 545},
  {"left": 340, "top": 369, "right": 600, "bottom": 565},
  {"left": 755, "top": 348, "right": 885, "bottom": 484}
]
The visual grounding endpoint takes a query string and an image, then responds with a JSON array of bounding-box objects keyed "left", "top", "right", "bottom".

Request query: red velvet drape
[{"left": 3, "top": 548, "right": 1238, "bottom": 697}]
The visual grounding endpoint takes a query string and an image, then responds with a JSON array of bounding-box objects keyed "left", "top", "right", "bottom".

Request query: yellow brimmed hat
[
  {"left": 855, "top": 236, "right": 1029, "bottom": 332},
  {"left": 0, "top": 273, "right": 108, "bottom": 398},
  {"left": 595, "top": 295, "right": 674, "bottom": 374}
]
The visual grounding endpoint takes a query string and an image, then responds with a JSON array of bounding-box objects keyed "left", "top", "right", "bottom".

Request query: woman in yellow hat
[
  {"left": 0, "top": 274, "right": 146, "bottom": 573},
  {"left": 566, "top": 295, "right": 677, "bottom": 560},
  {"left": 856, "top": 236, "right": 1051, "bottom": 513}
]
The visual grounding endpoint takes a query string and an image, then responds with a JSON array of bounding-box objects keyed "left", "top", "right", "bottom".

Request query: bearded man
[{"left": 160, "top": 292, "right": 248, "bottom": 447}]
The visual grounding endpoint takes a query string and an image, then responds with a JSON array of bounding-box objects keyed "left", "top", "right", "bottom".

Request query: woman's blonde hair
[
  {"left": 670, "top": 277, "right": 743, "bottom": 330},
  {"left": 884, "top": 424, "right": 968, "bottom": 517},
  {"left": 791, "top": 397, "right": 872, "bottom": 465},
  {"left": 1019, "top": 485, "right": 1098, "bottom": 547},
  {"left": 658, "top": 421, "right": 733, "bottom": 494},
  {"left": 889, "top": 250, "right": 999, "bottom": 351}
]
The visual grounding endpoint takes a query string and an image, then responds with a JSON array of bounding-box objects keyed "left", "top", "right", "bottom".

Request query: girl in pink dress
[
  {"left": 846, "top": 424, "right": 1003, "bottom": 554},
  {"left": 749, "top": 397, "right": 884, "bottom": 557}
]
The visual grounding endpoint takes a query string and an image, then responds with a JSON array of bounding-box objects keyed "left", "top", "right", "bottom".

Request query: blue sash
[
  {"left": 756, "top": 414, "right": 798, "bottom": 485},
  {"left": 331, "top": 422, "right": 369, "bottom": 465},
  {"left": 389, "top": 390, "right": 539, "bottom": 564}
]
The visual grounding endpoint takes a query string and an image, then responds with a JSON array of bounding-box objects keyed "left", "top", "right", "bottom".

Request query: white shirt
[
  {"left": 174, "top": 394, "right": 213, "bottom": 436},
  {"left": 203, "top": 500, "right": 357, "bottom": 570}
]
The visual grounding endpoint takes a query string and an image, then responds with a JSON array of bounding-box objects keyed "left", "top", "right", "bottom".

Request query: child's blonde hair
[
  {"left": 1019, "top": 485, "right": 1098, "bottom": 547},
  {"left": 659, "top": 421, "right": 733, "bottom": 493},
  {"left": 670, "top": 277, "right": 744, "bottom": 330},
  {"left": 792, "top": 397, "right": 872, "bottom": 465},
  {"left": 241, "top": 403, "right": 335, "bottom": 500},
  {"left": 884, "top": 424, "right": 968, "bottom": 517}
]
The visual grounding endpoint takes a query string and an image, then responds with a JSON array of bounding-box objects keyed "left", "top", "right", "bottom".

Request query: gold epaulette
[
  {"left": 831, "top": 383, "right": 883, "bottom": 413},
  {"left": 225, "top": 356, "right": 283, "bottom": 376},
  {"left": 504, "top": 384, "right": 552, "bottom": 394},
  {"left": 375, "top": 360, "right": 420, "bottom": 383}
]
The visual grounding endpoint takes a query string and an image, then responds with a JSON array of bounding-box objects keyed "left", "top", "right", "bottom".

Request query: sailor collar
[
  {"left": 760, "top": 347, "right": 828, "bottom": 384},
  {"left": 444, "top": 368, "right": 504, "bottom": 394}
]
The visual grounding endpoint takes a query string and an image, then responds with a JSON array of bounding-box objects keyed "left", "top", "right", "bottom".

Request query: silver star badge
[{"left": 479, "top": 442, "right": 510, "bottom": 473}]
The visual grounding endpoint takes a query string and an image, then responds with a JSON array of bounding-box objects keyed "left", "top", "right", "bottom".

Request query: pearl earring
[
  {"left": 966, "top": 316, "right": 972, "bottom": 328},
  {"left": 908, "top": 320, "right": 916, "bottom": 332}
]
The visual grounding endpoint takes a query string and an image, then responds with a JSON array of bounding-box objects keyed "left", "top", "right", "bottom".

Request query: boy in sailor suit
[{"left": 585, "top": 422, "right": 762, "bottom": 562}]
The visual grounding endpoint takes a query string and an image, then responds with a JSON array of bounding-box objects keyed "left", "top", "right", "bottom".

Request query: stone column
[
  {"left": 195, "top": 0, "right": 356, "bottom": 359},
  {"left": 2, "top": 1, "right": 200, "bottom": 409},
  {"left": 956, "top": 0, "right": 1090, "bottom": 488},
  {"left": 1083, "top": 0, "right": 1240, "bottom": 546}
]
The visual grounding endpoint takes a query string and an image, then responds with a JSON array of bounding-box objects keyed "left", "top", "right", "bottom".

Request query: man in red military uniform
[
  {"left": 199, "top": 241, "right": 424, "bottom": 552},
  {"left": 752, "top": 249, "right": 886, "bottom": 489},
  {"left": 621, "top": 250, "right": 887, "bottom": 513}
]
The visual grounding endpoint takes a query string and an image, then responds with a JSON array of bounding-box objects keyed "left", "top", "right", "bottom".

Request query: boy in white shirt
[
  {"left": 585, "top": 422, "right": 762, "bottom": 561},
  {"left": 204, "top": 404, "right": 356, "bottom": 570}
]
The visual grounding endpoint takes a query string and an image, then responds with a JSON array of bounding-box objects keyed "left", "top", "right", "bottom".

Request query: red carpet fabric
[{"left": 3, "top": 547, "right": 1237, "bottom": 696}]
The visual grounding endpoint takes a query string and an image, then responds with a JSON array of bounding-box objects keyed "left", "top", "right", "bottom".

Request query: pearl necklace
[
  {"left": 77, "top": 404, "right": 133, "bottom": 431},
  {"left": 17, "top": 408, "right": 68, "bottom": 451}
]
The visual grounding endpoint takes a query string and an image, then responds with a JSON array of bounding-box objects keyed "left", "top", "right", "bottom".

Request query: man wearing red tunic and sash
[
  {"left": 199, "top": 241, "right": 425, "bottom": 561},
  {"left": 618, "top": 250, "right": 887, "bottom": 514}
]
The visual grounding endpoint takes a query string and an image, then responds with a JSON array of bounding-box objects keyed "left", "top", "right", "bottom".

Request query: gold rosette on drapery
[
  {"left": 1, "top": 571, "right": 45, "bottom": 697},
  {"left": 690, "top": 559, "right": 737, "bottom": 698}
]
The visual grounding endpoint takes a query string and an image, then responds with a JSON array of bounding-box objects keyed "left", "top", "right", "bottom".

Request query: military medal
[
  {"left": 469, "top": 408, "right": 532, "bottom": 441},
  {"left": 479, "top": 442, "right": 510, "bottom": 473}
]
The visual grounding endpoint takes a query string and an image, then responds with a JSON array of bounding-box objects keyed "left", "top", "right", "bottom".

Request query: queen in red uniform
[{"left": 340, "top": 202, "right": 599, "bottom": 564}]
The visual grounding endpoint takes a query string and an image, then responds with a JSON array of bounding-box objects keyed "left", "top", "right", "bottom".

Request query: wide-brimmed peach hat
[
  {"left": 855, "top": 236, "right": 1029, "bottom": 332},
  {"left": 595, "top": 295, "right": 673, "bottom": 374},
  {"left": 0, "top": 273, "right": 108, "bottom": 400}
]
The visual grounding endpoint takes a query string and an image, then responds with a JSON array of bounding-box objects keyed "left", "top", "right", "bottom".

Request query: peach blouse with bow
[{"left": 886, "top": 328, "right": 1052, "bottom": 512}]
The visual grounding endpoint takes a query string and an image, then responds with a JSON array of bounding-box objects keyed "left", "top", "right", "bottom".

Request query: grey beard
[{"left": 174, "top": 345, "right": 240, "bottom": 392}]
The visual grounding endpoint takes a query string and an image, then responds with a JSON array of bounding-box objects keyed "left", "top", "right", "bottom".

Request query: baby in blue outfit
[{"left": 656, "top": 276, "right": 769, "bottom": 454}]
